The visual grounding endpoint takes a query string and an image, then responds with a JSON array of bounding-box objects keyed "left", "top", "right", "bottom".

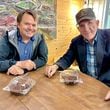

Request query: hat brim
[{"left": 77, "top": 17, "right": 96, "bottom": 24}]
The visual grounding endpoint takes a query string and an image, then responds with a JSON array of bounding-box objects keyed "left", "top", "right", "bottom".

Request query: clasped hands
[{"left": 7, "top": 60, "right": 36, "bottom": 75}]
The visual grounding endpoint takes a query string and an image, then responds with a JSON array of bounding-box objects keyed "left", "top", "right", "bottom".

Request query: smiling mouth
[{"left": 24, "top": 31, "right": 32, "bottom": 36}]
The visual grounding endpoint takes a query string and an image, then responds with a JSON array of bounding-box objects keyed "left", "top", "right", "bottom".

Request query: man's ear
[
  {"left": 77, "top": 26, "right": 80, "bottom": 31},
  {"left": 96, "top": 20, "right": 99, "bottom": 26},
  {"left": 17, "top": 22, "right": 20, "bottom": 28}
]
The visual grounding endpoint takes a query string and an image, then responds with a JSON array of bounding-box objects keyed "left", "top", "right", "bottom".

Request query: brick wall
[{"left": 47, "top": 0, "right": 84, "bottom": 64}]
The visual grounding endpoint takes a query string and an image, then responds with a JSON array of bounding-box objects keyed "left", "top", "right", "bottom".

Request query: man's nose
[
  {"left": 28, "top": 24, "right": 33, "bottom": 30},
  {"left": 83, "top": 24, "right": 90, "bottom": 31}
]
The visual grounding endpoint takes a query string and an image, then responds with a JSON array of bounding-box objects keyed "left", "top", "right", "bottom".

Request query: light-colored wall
[{"left": 47, "top": 0, "right": 84, "bottom": 64}]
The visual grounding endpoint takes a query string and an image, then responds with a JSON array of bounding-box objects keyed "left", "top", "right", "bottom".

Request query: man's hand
[
  {"left": 45, "top": 64, "right": 59, "bottom": 78},
  {"left": 16, "top": 60, "right": 36, "bottom": 71},
  {"left": 104, "top": 90, "right": 110, "bottom": 101},
  {"left": 7, "top": 65, "right": 24, "bottom": 75}
]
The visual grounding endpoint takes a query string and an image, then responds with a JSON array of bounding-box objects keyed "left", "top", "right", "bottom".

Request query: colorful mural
[{"left": 0, "top": 0, "right": 56, "bottom": 39}]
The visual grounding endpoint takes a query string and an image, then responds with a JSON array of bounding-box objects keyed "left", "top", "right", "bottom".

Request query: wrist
[{"left": 54, "top": 64, "right": 59, "bottom": 70}]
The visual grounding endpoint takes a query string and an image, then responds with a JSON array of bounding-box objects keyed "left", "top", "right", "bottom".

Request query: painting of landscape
[{"left": 0, "top": 0, "right": 56, "bottom": 39}]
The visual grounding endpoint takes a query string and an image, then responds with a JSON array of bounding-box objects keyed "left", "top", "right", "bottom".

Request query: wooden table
[{"left": 0, "top": 67, "right": 110, "bottom": 110}]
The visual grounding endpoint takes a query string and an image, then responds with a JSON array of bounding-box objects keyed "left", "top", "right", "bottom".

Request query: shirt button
[{"left": 25, "top": 50, "right": 27, "bottom": 54}]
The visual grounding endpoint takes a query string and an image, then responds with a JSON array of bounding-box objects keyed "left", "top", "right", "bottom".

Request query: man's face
[
  {"left": 77, "top": 19, "right": 99, "bottom": 43},
  {"left": 17, "top": 13, "right": 37, "bottom": 39}
]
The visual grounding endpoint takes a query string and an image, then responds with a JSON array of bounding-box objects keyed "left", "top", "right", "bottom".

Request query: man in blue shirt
[
  {"left": 45, "top": 7, "right": 110, "bottom": 101},
  {"left": 45, "top": 8, "right": 110, "bottom": 87},
  {"left": 0, "top": 9, "right": 48, "bottom": 75}
]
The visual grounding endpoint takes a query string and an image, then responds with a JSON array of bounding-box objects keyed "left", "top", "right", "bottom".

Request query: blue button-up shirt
[{"left": 18, "top": 33, "right": 35, "bottom": 61}]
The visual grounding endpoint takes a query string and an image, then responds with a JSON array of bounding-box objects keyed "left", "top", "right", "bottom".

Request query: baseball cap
[{"left": 76, "top": 8, "right": 96, "bottom": 24}]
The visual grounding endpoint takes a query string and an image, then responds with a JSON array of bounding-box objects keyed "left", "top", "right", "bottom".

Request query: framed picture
[{"left": 0, "top": 0, "right": 56, "bottom": 39}]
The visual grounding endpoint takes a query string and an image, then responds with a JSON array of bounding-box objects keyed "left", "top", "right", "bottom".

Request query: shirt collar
[{"left": 84, "top": 32, "right": 97, "bottom": 45}]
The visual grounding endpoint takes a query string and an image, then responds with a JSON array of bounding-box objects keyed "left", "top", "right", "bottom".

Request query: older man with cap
[{"left": 45, "top": 8, "right": 110, "bottom": 100}]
